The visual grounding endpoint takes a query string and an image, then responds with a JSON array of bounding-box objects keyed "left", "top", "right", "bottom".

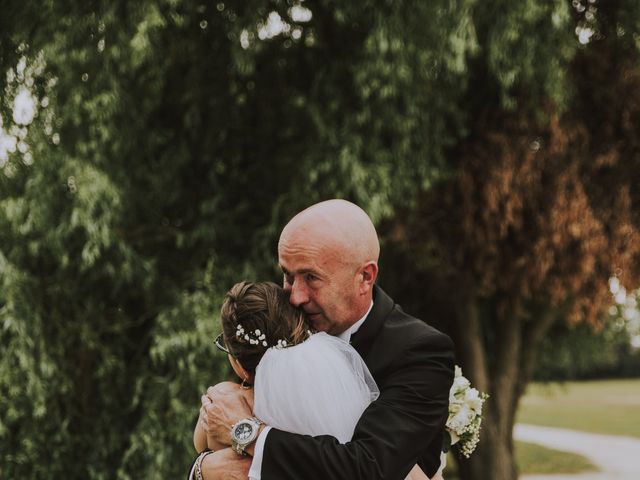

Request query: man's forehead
[
  {"left": 279, "top": 231, "right": 338, "bottom": 260},
  {"left": 278, "top": 247, "right": 324, "bottom": 269}
]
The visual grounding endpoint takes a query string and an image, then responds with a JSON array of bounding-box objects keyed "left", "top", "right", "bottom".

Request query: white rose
[
  {"left": 452, "top": 375, "right": 470, "bottom": 393},
  {"left": 464, "top": 388, "right": 483, "bottom": 413},
  {"left": 448, "top": 404, "right": 474, "bottom": 433}
]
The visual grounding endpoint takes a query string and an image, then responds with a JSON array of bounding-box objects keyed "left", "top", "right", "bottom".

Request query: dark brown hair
[{"left": 220, "top": 281, "right": 310, "bottom": 373}]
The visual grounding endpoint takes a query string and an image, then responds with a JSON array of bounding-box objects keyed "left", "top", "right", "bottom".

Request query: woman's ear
[{"left": 228, "top": 355, "right": 253, "bottom": 384}]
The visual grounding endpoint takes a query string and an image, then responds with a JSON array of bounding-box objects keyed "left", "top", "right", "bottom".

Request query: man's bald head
[
  {"left": 277, "top": 199, "right": 380, "bottom": 335},
  {"left": 279, "top": 199, "right": 380, "bottom": 267}
]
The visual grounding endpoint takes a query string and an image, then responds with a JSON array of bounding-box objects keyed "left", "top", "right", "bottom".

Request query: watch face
[{"left": 233, "top": 422, "right": 254, "bottom": 442}]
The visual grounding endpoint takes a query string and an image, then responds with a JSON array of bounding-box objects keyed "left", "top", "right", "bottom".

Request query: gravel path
[{"left": 514, "top": 424, "right": 640, "bottom": 480}]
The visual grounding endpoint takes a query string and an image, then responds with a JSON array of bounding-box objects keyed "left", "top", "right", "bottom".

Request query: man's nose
[{"left": 288, "top": 280, "right": 309, "bottom": 307}]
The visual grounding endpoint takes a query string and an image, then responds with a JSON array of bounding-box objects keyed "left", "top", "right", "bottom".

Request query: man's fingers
[
  {"left": 206, "top": 385, "right": 219, "bottom": 399},
  {"left": 199, "top": 404, "right": 209, "bottom": 419},
  {"left": 201, "top": 394, "right": 211, "bottom": 406},
  {"left": 199, "top": 415, "right": 209, "bottom": 430}
]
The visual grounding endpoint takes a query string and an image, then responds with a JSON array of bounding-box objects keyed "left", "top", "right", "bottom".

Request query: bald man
[{"left": 199, "top": 200, "right": 455, "bottom": 480}]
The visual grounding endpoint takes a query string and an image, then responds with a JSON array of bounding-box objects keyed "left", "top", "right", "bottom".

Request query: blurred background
[{"left": 1, "top": 1, "right": 639, "bottom": 479}]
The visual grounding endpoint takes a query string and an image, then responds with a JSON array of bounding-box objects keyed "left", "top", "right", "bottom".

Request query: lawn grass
[
  {"left": 515, "top": 441, "right": 596, "bottom": 474},
  {"left": 443, "top": 441, "right": 597, "bottom": 478},
  {"left": 516, "top": 378, "right": 640, "bottom": 439}
]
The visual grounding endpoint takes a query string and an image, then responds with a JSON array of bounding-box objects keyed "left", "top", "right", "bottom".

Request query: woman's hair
[{"left": 220, "top": 281, "right": 311, "bottom": 374}]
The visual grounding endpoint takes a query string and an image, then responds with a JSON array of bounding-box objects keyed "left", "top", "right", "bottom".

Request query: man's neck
[{"left": 337, "top": 300, "right": 374, "bottom": 342}]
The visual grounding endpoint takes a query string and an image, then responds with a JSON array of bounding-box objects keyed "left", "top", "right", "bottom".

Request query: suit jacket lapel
[{"left": 350, "top": 285, "right": 394, "bottom": 359}]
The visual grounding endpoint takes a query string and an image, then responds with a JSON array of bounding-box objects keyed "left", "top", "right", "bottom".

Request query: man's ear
[{"left": 359, "top": 261, "right": 378, "bottom": 294}]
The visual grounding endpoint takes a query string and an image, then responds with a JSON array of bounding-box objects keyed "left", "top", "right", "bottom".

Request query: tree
[
  {"left": 381, "top": 1, "right": 640, "bottom": 479},
  {"left": 1, "top": 1, "right": 476, "bottom": 477},
  {"left": 3, "top": 1, "right": 639, "bottom": 478}
]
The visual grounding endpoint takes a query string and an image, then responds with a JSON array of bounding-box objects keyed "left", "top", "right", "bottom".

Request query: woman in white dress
[{"left": 192, "top": 281, "right": 440, "bottom": 480}]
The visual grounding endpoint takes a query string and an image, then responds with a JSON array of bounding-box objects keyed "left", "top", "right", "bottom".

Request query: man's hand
[
  {"left": 201, "top": 448, "right": 251, "bottom": 480},
  {"left": 204, "top": 381, "right": 253, "bottom": 447},
  {"left": 199, "top": 395, "right": 228, "bottom": 452}
]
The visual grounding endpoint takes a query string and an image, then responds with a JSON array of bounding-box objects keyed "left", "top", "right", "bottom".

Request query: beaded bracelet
[
  {"left": 188, "top": 449, "right": 212, "bottom": 480},
  {"left": 196, "top": 449, "right": 213, "bottom": 480}
]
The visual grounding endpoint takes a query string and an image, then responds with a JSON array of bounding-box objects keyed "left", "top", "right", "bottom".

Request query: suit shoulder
[{"left": 385, "top": 305, "right": 454, "bottom": 350}]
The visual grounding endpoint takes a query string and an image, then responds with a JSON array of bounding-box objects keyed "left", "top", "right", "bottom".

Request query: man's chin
[{"left": 308, "top": 314, "right": 329, "bottom": 332}]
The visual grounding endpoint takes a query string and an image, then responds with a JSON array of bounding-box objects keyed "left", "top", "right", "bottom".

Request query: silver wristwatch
[{"left": 230, "top": 417, "right": 264, "bottom": 456}]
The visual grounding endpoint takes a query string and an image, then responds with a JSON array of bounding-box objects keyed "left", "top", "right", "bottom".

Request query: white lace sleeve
[{"left": 252, "top": 332, "right": 379, "bottom": 444}]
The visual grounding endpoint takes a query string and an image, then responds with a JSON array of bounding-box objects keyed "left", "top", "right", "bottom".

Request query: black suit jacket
[{"left": 261, "top": 285, "right": 455, "bottom": 479}]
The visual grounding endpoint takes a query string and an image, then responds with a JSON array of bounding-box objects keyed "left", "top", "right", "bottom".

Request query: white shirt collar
[{"left": 337, "top": 300, "right": 374, "bottom": 343}]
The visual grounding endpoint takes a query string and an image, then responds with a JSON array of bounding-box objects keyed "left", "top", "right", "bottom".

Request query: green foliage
[
  {"left": 2, "top": 0, "right": 640, "bottom": 478},
  {"left": 535, "top": 287, "right": 640, "bottom": 381},
  {"left": 119, "top": 278, "right": 231, "bottom": 479},
  {"left": 475, "top": 0, "right": 576, "bottom": 111},
  {"left": 0, "top": 0, "right": 479, "bottom": 476},
  {"left": 534, "top": 321, "right": 640, "bottom": 381}
]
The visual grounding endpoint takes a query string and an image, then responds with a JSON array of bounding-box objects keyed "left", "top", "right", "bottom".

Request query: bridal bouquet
[{"left": 444, "top": 366, "right": 488, "bottom": 458}]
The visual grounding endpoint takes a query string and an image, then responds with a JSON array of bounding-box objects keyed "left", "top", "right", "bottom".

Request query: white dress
[
  {"left": 251, "top": 332, "right": 442, "bottom": 480},
  {"left": 252, "top": 332, "right": 379, "bottom": 444}
]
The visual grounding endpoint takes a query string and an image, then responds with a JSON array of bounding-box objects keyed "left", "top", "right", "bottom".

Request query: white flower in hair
[{"left": 236, "top": 324, "right": 245, "bottom": 337}]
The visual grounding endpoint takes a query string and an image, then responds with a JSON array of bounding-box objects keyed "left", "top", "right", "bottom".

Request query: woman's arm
[
  {"left": 195, "top": 382, "right": 255, "bottom": 453},
  {"left": 201, "top": 447, "right": 251, "bottom": 480},
  {"left": 194, "top": 394, "right": 228, "bottom": 452},
  {"left": 194, "top": 408, "right": 209, "bottom": 452}
]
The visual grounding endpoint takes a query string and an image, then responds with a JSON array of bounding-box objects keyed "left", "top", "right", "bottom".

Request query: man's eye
[
  {"left": 305, "top": 273, "right": 318, "bottom": 282},
  {"left": 283, "top": 273, "right": 294, "bottom": 285}
]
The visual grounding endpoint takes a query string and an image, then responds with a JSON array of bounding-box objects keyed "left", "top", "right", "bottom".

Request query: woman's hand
[{"left": 407, "top": 464, "right": 431, "bottom": 480}]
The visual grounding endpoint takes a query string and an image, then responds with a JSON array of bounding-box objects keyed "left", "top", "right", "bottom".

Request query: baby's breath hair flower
[
  {"left": 234, "top": 323, "right": 292, "bottom": 350},
  {"left": 236, "top": 325, "right": 245, "bottom": 335}
]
